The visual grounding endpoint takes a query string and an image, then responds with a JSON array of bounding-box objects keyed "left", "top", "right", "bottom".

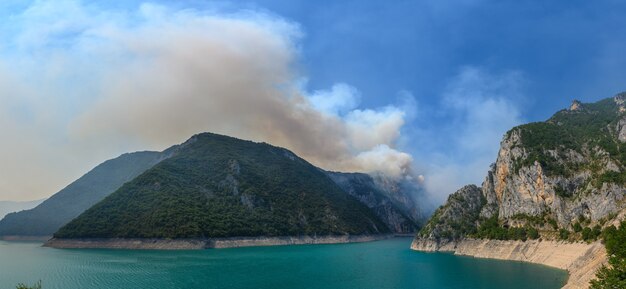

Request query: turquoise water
[{"left": 0, "top": 238, "right": 566, "bottom": 289}]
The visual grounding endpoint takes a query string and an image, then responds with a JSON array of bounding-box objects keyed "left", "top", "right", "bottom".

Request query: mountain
[
  {"left": 53, "top": 133, "right": 390, "bottom": 240},
  {"left": 0, "top": 199, "right": 45, "bottom": 219},
  {"left": 327, "top": 172, "right": 422, "bottom": 233},
  {"left": 0, "top": 151, "right": 172, "bottom": 237},
  {"left": 418, "top": 93, "right": 626, "bottom": 242}
]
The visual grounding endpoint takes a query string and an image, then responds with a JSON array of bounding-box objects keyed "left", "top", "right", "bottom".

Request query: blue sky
[{"left": 1, "top": 0, "right": 625, "bottom": 202}]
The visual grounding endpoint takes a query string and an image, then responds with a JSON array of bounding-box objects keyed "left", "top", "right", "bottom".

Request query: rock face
[
  {"left": 481, "top": 97, "right": 626, "bottom": 227},
  {"left": 418, "top": 185, "right": 484, "bottom": 239},
  {"left": 414, "top": 93, "right": 626, "bottom": 289},
  {"left": 327, "top": 172, "right": 423, "bottom": 233},
  {"left": 419, "top": 94, "right": 626, "bottom": 241}
]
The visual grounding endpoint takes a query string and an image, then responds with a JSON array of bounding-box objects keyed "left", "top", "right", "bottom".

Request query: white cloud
[
  {"left": 419, "top": 67, "right": 525, "bottom": 204},
  {"left": 307, "top": 83, "right": 361, "bottom": 115}
]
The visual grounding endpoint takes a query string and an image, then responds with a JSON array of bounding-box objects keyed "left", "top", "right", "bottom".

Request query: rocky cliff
[
  {"left": 414, "top": 93, "right": 626, "bottom": 288},
  {"left": 419, "top": 93, "right": 626, "bottom": 242}
]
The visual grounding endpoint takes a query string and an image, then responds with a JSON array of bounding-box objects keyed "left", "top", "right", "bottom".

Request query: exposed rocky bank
[
  {"left": 411, "top": 238, "right": 607, "bottom": 289},
  {"left": 45, "top": 234, "right": 393, "bottom": 250}
]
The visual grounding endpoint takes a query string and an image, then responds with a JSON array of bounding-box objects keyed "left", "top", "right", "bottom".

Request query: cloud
[
  {"left": 0, "top": 1, "right": 415, "bottom": 200},
  {"left": 417, "top": 67, "right": 525, "bottom": 204}
]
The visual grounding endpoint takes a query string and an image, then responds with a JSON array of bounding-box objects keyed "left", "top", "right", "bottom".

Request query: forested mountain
[{"left": 54, "top": 133, "right": 390, "bottom": 239}]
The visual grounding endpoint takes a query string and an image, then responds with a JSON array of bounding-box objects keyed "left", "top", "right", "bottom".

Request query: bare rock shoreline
[
  {"left": 411, "top": 238, "right": 607, "bottom": 289},
  {"left": 44, "top": 234, "right": 393, "bottom": 250}
]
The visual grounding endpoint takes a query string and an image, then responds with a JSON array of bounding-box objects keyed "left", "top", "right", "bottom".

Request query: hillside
[
  {"left": 414, "top": 93, "right": 626, "bottom": 288},
  {"left": 0, "top": 199, "right": 45, "bottom": 219},
  {"left": 0, "top": 151, "right": 171, "bottom": 237},
  {"left": 418, "top": 93, "right": 626, "bottom": 242},
  {"left": 327, "top": 172, "right": 422, "bottom": 233},
  {"left": 53, "top": 133, "right": 390, "bottom": 240}
]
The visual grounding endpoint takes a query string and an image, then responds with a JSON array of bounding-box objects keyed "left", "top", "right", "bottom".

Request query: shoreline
[
  {"left": 44, "top": 234, "right": 393, "bottom": 250},
  {"left": 410, "top": 238, "right": 607, "bottom": 289}
]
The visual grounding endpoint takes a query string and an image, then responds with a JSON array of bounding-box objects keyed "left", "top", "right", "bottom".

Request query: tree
[{"left": 590, "top": 222, "right": 626, "bottom": 288}]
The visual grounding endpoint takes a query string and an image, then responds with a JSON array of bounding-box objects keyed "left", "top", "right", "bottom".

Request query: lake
[{"left": 0, "top": 238, "right": 567, "bottom": 289}]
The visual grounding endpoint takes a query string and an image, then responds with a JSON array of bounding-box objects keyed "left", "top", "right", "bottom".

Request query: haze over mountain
[
  {"left": 0, "top": 199, "right": 45, "bottom": 219},
  {"left": 0, "top": 132, "right": 424, "bottom": 239},
  {"left": 0, "top": 151, "right": 172, "bottom": 237},
  {"left": 54, "top": 133, "right": 396, "bottom": 240}
]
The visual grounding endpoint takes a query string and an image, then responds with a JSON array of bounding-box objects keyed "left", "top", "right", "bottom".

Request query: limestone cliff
[
  {"left": 414, "top": 93, "right": 626, "bottom": 288},
  {"left": 419, "top": 93, "right": 626, "bottom": 242}
]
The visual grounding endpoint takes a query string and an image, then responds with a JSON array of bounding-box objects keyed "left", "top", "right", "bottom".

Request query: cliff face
[
  {"left": 418, "top": 185, "right": 484, "bottom": 239},
  {"left": 419, "top": 94, "right": 626, "bottom": 242},
  {"left": 482, "top": 125, "right": 625, "bottom": 227}
]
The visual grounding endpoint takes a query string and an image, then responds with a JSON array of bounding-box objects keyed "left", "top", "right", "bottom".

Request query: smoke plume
[{"left": 0, "top": 1, "right": 415, "bottom": 200}]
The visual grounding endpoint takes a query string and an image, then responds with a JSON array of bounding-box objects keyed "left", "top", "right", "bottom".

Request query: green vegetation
[
  {"left": 473, "top": 216, "right": 540, "bottom": 241},
  {"left": 417, "top": 185, "right": 485, "bottom": 240},
  {"left": 573, "top": 222, "right": 583, "bottom": 233},
  {"left": 510, "top": 98, "right": 626, "bottom": 189},
  {"left": 55, "top": 133, "right": 388, "bottom": 239},
  {"left": 15, "top": 281, "right": 41, "bottom": 289},
  {"left": 548, "top": 218, "right": 559, "bottom": 230},
  {"left": 559, "top": 229, "right": 570, "bottom": 240},
  {"left": 554, "top": 185, "right": 572, "bottom": 198},
  {"left": 582, "top": 225, "right": 602, "bottom": 242},
  {"left": 590, "top": 221, "right": 626, "bottom": 289},
  {"left": 327, "top": 172, "right": 419, "bottom": 233}
]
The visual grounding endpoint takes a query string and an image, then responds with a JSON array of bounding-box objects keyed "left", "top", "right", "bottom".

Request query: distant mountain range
[
  {"left": 0, "top": 199, "right": 45, "bottom": 219},
  {"left": 1, "top": 132, "right": 425, "bottom": 240},
  {"left": 0, "top": 150, "right": 174, "bottom": 237}
]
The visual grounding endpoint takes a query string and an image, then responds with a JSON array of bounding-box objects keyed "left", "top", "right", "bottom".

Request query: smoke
[{"left": 0, "top": 1, "right": 415, "bottom": 200}]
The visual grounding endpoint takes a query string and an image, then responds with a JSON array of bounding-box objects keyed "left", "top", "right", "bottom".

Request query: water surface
[{"left": 0, "top": 238, "right": 566, "bottom": 289}]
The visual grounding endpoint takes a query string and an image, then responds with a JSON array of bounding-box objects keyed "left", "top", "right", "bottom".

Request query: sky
[{"left": 1, "top": 0, "right": 625, "bottom": 204}]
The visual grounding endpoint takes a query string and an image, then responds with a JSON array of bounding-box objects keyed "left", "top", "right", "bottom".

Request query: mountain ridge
[
  {"left": 413, "top": 92, "right": 626, "bottom": 289},
  {"left": 51, "top": 132, "right": 396, "bottom": 242},
  {"left": 0, "top": 150, "right": 173, "bottom": 237}
]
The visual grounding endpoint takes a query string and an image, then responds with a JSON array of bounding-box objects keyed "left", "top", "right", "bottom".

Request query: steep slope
[
  {"left": 0, "top": 199, "right": 45, "bottom": 219},
  {"left": 327, "top": 172, "right": 421, "bottom": 233},
  {"left": 417, "top": 185, "right": 485, "bottom": 240},
  {"left": 418, "top": 93, "right": 626, "bottom": 242},
  {"left": 0, "top": 151, "right": 172, "bottom": 237},
  {"left": 53, "top": 133, "right": 389, "bottom": 240},
  {"left": 414, "top": 93, "right": 626, "bottom": 289}
]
